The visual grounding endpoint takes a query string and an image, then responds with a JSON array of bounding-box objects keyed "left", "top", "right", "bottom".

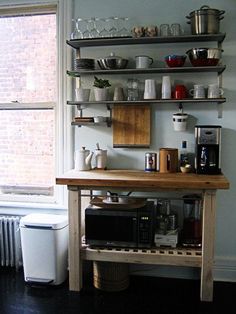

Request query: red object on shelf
[
  {"left": 189, "top": 58, "right": 219, "bottom": 67},
  {"left": 165, "top": 55, "right": 186, "bottom": 67}
]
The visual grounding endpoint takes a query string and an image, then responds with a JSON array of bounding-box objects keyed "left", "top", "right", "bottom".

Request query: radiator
[{"left": 0, "top": 216, "right": 22, "bottom": 269}]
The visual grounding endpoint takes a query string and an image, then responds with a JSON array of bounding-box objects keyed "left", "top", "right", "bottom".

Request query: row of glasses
[
  {"left": 71, "top": 16, "right": 131, "bottom": 39},
  {"left": 160, "top": 23, "right": 184, "bottom": 36}
]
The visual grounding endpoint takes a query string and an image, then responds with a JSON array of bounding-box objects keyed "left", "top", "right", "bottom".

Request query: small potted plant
[{"left": 93, "top": 76, "right": 111, "bottom": 101}]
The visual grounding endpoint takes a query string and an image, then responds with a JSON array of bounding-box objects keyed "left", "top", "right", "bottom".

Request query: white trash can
[{"left": 20, "top": 213, "right": 68, "bottom": 285}]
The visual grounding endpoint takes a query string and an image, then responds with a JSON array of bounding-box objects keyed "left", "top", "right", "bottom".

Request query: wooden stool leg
[{"left": 200, "top": 190, "right": 216, "bottom": 302}]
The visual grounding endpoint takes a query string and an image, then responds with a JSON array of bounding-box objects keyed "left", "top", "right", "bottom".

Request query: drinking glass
[
  {"left": 160, "top": 24, "right": 171, "bottom": 36},
  {"left": 170, "top": 23, "right": 182, "bottom": 36}
]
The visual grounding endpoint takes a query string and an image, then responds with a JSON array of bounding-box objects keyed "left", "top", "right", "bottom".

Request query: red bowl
[
  {"left": 189, "top": 58, "right": 219, "bottom": 67},
  {"left": 165, "top": 55, "right": 186, "bottom": 67}
]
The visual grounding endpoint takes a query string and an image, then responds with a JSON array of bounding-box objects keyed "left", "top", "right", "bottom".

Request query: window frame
[{"left": 0, "top": 0, "right": 73, "bottom": 212}]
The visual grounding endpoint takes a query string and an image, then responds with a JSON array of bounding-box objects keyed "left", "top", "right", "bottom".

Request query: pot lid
[{"left": 189, "top": 5, "right": 225, "bottom": 16}]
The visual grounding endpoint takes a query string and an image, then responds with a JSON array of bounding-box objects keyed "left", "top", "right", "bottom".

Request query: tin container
[{"left": 145, "top": 152, "right": 157, "bottom": 172}]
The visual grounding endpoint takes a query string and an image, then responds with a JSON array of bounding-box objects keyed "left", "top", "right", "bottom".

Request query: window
[{"left": 0, "top": 2, "right": 71, "bottom": 208}]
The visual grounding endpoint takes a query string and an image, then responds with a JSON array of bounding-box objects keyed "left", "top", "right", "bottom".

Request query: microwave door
[{"left": 85, "top": 209, "right": 138, "bottom": 247}]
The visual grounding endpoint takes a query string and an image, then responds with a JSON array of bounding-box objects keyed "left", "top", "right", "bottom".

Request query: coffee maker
[{"left": 195, "top": 125, "right": 221, "bottom": 174}]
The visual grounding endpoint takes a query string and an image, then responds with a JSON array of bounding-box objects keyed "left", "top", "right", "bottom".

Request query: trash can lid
[{"left": 20, "top": 213, "right": 68, "bottom": 229}]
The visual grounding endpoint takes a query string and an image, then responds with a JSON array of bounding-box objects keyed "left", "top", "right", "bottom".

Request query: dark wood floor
[{"left": 0, "top": 264, "right": 235, "bottom": 314}]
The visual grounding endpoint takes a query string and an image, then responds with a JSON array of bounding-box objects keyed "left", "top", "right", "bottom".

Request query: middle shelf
[
  {"left": 67, "top": 65, "right": 226, "bottom": 76},
  {"left": 67, "top": 98, "right": 226, "bottom": 106}
]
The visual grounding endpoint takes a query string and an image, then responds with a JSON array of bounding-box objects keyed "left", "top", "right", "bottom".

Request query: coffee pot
[{"left": 74, "top": 147, "right": 93, "bottom": 171}]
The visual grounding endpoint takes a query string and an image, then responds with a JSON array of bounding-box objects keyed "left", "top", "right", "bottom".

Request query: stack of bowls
[{"left": 74, "top": 58, "right": 95, "bottom": 71}]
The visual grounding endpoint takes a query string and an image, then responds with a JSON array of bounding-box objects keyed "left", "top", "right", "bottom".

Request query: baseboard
[
  {"left": 214, "top": 256, "right": 236, "bottom": 282},
  {"left": 130, "top": 256, "right": 236, "bottom": 282}
]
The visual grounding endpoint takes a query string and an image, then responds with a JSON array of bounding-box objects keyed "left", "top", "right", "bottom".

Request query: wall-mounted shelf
[
  {"left": 67, "top": 66, "right": 226, "bottom": 77},
  {"left": 72, "top": 118, "right": 112, "bottom": 127},
  {"left": 67, "top": 98, "right": 226, "bottom": 106},
  {"left": 67, "top": 33, "right": 226, "bottom": 48}
]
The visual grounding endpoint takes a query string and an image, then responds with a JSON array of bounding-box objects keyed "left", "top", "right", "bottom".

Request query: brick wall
[{"left": 0, "top": 14, "right": 56, "bottom": 194}]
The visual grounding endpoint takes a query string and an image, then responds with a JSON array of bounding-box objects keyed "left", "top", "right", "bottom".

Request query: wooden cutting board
[{"left": 112, "top": 104, "right": 151, "bottom": 148}]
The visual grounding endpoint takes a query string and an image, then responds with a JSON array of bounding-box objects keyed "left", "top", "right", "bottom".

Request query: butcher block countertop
[{"left": 56, "top": 170, "right": 230, "bottom": 191}]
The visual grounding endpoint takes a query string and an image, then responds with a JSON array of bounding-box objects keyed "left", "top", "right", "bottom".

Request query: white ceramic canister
[
  {"left": 95, "top": 149, "right": 107, "bottom": 169},
  {"left": 172, "top": 113, "right": 188, "bottom": 132},
  {"left": 161, "top": 76, "right": 171, "bottom": 99}
]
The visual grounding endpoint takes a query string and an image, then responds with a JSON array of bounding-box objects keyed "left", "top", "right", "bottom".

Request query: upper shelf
[
  {"left": 66, "top": 33, "right": 226, "bottom": 49},
  {"left": 67, "top": 66, "right": 226, "bottom": 77}
]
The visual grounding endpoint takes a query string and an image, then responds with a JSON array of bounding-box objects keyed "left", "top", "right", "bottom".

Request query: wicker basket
[{"left": 93, "top": 261, "right": 130, "bottom": 292}]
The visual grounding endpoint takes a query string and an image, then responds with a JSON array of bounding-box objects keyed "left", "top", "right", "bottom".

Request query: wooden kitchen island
[{"left": 56, "top": 170, "right": 229, "bottom": 302}]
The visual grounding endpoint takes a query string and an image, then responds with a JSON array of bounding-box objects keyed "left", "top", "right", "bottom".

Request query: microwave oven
[{"left": 85, "top": 201, "right": 155, "bottom": 248}]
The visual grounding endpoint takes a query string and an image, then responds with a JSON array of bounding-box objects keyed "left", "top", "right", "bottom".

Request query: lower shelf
[{"left": 81, "top": 246, "right": 202, "bottom": 268}]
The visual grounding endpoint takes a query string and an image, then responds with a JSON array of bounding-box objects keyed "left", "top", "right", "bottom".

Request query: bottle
[{"left": 180, "top": 140, "right": 189, "bottom": 167}]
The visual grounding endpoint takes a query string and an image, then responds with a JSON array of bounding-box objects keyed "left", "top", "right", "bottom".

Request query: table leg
[
  {"left": 200, "top": 190, "right": 216, "bottom": 302},
  {"left": 68, "top": 187, "right": 82, "bottom": 291}
]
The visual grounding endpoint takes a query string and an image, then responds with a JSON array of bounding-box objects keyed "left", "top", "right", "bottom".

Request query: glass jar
[
  {"left": 182, "top": 194, "right": 202, "bottom": 246},
  {"left": 127, "top": 79, "right": 139, "bottom": 101}
]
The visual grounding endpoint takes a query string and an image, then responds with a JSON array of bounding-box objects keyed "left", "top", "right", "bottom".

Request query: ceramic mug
[
  {"left": 189, "top": 84, "right": 205, "bottom": 99},
  {"left": 173, "top": 85, "right": 187, "bottom": 99},
  {"left": 135, "top": 55, "right": 153, "bottom": 69},
  {"left": 207, "top": 84, "right": 224, "bottom": 98}
]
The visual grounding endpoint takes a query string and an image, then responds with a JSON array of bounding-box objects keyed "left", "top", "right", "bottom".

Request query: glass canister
[
  {"left": 156, "top": 199, "right": 171, "bottom": 234},
  {"left": 127, "top": 78, "right": 139, "bottom": 101},
  {"left": 182, "top": 194, "right": 202, "bottom": 247}
]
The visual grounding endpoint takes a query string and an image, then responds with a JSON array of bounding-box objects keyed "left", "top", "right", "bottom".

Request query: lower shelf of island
[{"left": 81, "top": 245, "right": 202, "bottom": 268}]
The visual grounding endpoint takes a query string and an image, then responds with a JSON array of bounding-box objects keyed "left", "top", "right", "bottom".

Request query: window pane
[
  {"left": 0, "top": 14, "right": 56, "bottom": 103},
  {"left": 0, "top": 11, "right": 57, "bottom": 201},
  {"left": 0, "top": 109, "right": 55, "bottom": 196}
]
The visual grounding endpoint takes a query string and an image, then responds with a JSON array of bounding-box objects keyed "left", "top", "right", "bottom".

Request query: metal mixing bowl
[
  {"left": 186, "top": 48, "right": 222, "bottom": 66},
  {"left": 97, "top": 54, "right": 128, "bottom": 70}
]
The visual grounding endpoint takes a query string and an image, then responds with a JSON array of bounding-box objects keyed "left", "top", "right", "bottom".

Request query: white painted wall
[
  {"left": 1, "top": 0, "right": 235, "bottom": 280},
  {"left": 72, "top": 0, "right": 236, "bottom": 280}
]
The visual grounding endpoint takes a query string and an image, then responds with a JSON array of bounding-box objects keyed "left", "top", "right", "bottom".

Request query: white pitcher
[{"left": 74, "top": 147, "right": 93, "bottom": 171}]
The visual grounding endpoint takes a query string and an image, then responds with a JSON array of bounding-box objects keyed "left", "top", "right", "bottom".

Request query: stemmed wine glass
[
  {"left": 95, "top": 17, "right": 109, "bottom": 38},
  {"left": 119, "top": 17, "right": 131, "bottom": 37},
  {"left": 106, "top": 17, "right": 117, "bottom": 37},
  {"left": 76, "top": 18, "right": 90, "bottom": 39},
  {"left": 87, "top": 17, "right": 99, "bottom": 38},
  {"left": 71, "top": 19, "right": 80, "bottom": 39}
]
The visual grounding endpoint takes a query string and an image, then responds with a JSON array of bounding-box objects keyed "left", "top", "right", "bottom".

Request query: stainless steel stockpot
[{"left": 186, "top": 5, "right": 225, "bottom": 35}]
